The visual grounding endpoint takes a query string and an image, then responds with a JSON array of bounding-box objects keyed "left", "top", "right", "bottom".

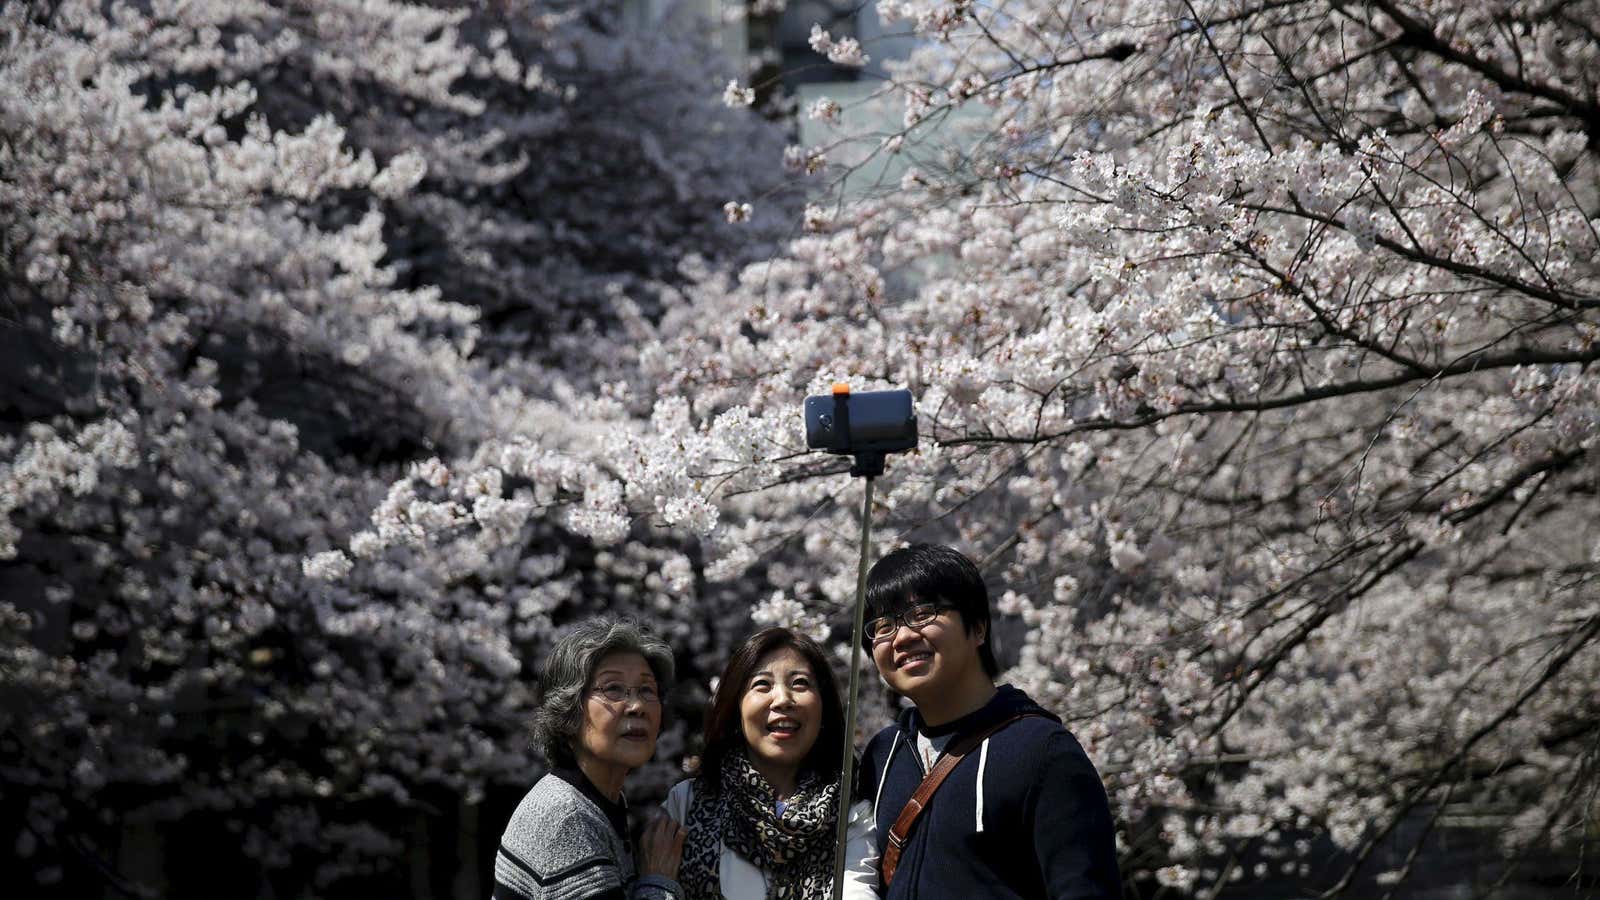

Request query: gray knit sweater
[{"left": 495, "top": 771, "right": 682, "bottom": 900}]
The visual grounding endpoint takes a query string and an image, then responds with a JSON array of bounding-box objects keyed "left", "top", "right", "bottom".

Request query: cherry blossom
[{"left": 9, "top": 0, "right": 1600, "bottom": 895}]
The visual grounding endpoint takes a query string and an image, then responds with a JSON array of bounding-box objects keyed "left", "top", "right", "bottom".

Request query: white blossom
[
  {"left": 722, "top": 80, "right": 755, "bottom": 108},
  {"left": 303, "top": 550, "right": 353, "bottom": 581},
  {"left": 807, "top": 96, "right": 841, "bottom": 124}
]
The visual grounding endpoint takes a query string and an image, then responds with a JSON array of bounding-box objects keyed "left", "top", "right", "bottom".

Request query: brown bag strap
[{"left": 880, "top": 712, "right": 1043, "bottom": 889}]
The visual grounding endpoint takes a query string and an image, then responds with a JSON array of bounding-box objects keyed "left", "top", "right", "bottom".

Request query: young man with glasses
[{"left": 855, "top": 543, "right": 1120, "bottom": 899}]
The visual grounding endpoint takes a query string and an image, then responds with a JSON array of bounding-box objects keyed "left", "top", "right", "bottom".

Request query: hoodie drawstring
[
  {"left": 875, "top": 734, "right": 901, "bottom": 819},
  {"left": 974, "top": 736, "right": 990, "bottom": 833}
]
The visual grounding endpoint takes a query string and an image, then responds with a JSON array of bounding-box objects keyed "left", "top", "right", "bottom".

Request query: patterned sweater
[{"left": 495, "top": 769, "right": 683, "bottom": 900}]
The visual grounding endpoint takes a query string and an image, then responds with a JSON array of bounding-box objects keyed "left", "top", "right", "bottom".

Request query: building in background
[{"left": 622, "top": 1, "right": 926, "bottom": 198}]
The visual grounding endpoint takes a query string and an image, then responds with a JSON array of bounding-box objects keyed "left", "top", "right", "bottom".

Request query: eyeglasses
[
  {"left": 588, "top": 683, "right": 662, "bottom": 705},
  {"left": 865, "top": 603, "right": 949, "bottom": 644}
]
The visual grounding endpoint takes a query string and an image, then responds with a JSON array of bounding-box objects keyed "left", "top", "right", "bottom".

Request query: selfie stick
[
  {"left": 802, "top": 383, "right": 914, "bottom": 898},
  {"left": 827, "top": 385, "right": 892, "bottom": 900},
  {"left": 831, "top": 469, "right": 874, "bottom": 899}
]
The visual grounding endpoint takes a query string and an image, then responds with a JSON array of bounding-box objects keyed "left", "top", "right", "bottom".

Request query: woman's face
[
  {"left": 738, "top": 646, "right": 823, "bottom": 778},
  {"left": 576, "top": 651, "right": 662, "bottom": 774}
]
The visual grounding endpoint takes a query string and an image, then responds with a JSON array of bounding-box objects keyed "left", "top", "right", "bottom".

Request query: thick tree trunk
[
  {"left": 410, "top": 812, "right": 435, "bottom": 900},
  {"left": 114, "top": 820, "right": 166, "bottom": 900},
  {"left": 453, "top": 797, "right": 481, "bottom": 900}
]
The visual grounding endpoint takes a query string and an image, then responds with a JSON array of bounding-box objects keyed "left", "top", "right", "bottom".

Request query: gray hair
[{"left": 533, "top": 616, "right": 676, "bottom": 767}]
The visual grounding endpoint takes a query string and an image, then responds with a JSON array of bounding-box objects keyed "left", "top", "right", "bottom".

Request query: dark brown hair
[{"left": 698, "top": 627, "right": 845, "bottom": 785}]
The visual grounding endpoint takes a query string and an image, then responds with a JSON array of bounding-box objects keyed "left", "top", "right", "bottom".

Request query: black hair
[{"left": 863, "top": 543, "right": 999, "bottom": 677}]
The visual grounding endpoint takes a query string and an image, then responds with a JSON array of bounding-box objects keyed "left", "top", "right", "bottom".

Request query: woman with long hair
[{"left": 664, "top": 627, "right": 876, "bottom": 899}]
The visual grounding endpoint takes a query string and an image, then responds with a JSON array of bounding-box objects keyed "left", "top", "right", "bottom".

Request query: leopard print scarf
[{"left": 680, "top": 749, "right": 838, "bottom": 899}]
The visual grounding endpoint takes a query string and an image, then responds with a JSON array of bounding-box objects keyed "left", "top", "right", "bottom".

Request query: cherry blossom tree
[
  {"left": 392, "top": 0, "right": 1599, "bottom": 892},
  {"left": 11, "top": 0, "right": 1600, "bottom": 895},
  {"left": 0, "top": 0, "right": 789, "bottom": 894}
]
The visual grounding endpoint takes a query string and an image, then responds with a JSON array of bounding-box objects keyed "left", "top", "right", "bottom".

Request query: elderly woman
[
  {"left": 495, "top": 617, "right": 686, "bottom": 900},
  {"left": 664, "top": 627, "right": 877, "bottom": 899}
]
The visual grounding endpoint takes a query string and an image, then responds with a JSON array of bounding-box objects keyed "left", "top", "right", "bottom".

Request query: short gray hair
[{"left": 533, "top": 617, "right": 676, "bottom": 767}]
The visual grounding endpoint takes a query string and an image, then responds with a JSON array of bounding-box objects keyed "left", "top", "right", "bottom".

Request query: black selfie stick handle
[
  {"left": 849, "top": 451, "right": 885, "bottom": 478},
  {"left": 831, "top": 474, "right": 874, "bottom": 899}
]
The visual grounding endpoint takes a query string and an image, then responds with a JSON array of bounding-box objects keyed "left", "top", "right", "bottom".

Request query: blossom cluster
[
  {"left": 9, "top": 0, "right": 1600, "bottom": 895},
  {"left": 427, "top": 0, "right": 1595, "bottom": 890},
  {"left": 0, "top": 0, "right": 791, "bottom": 893}
]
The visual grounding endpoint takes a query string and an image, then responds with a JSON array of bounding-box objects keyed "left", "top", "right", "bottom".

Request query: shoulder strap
[{"left": 880, "top": 712, "right": 1044, "bottom": 889}]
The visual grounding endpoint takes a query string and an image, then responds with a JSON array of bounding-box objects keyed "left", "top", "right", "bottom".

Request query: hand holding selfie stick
[{"left": 803, "top": 384, "right": 917, "bottom": 900}]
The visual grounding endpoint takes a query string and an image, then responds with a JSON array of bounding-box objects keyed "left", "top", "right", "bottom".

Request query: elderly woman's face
[{"left": 577, "top": 650, "right": 662, "bottom": 773}]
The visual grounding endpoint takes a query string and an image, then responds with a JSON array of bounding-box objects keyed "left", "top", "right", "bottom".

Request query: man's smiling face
[{"left": 870, "top": 602, "right": 988, "bottom": 703}]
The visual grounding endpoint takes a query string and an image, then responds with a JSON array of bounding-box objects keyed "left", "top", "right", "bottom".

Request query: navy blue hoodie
[{"left": 857, "top": 685, "right": 1121, "bottom": 899}]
